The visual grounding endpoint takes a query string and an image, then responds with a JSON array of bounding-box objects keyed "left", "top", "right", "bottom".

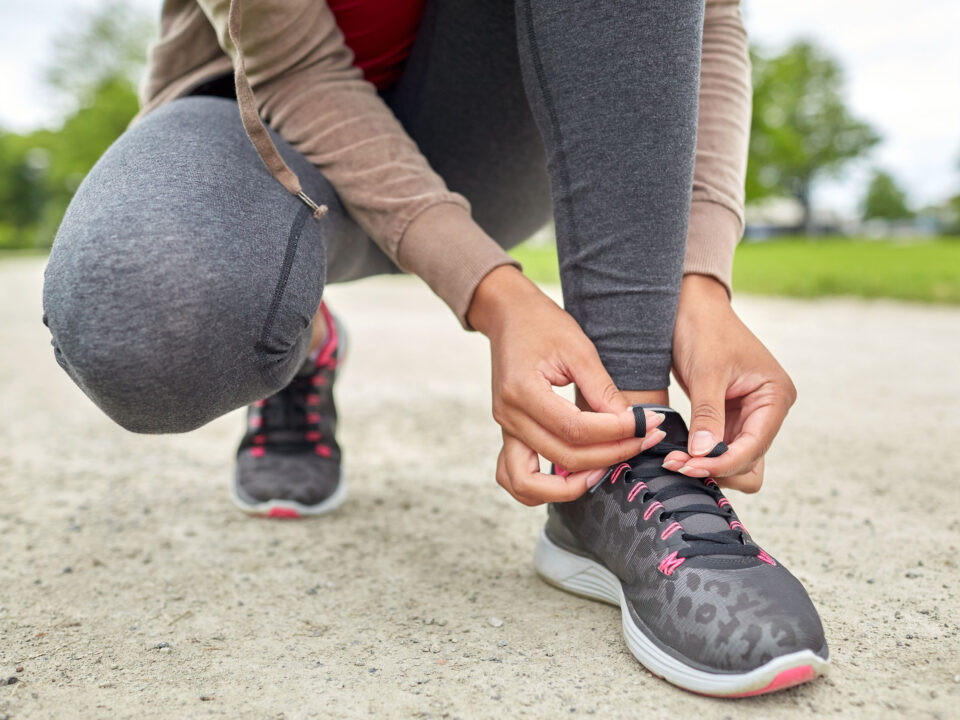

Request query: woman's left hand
[{"left": 665, "top": 274, "right": 797, "bottom": 492}]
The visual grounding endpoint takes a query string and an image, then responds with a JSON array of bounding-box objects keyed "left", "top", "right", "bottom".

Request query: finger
[
  {"left": 566, "top": 344, "right": 630, "bottom": 414},
  {"left": 507, "top": 410, "right": 664, "bottom": 473},
  {"left": 661, "top": 449, "right": 691, "bottom": 472},
  {"left": 516, "top": 377, "right": 665, "bottom": 446},
  {"left": 676, "top": 395, "right": 789, "bottom": 478},
  {"left": 687, "top": 370, "right": 729, "bottom": 458},
  {"left": 495, "top": 446, "right": 540, "bottom": 506},
  {"left": 500, "top": 433, "right": 606, "bottom": 504},
  {"left": 716, "top": 457, "right": 765, "bottom": 494}
]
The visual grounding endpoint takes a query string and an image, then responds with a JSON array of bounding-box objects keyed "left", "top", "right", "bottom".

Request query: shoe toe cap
[
  {"left": 629, "top": 562, "right": 828, "bottom": 673},
  {"left": 235, "top": 450, "right": 341, "bottom": 507}
]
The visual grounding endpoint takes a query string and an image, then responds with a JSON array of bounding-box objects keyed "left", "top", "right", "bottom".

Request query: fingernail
[
  {"left": 678, "top": 465, "right": 710, "bottom": 478},
  {"left": 690, "top": 431, "right": 715, "bottom": 456},
  {"left": 662, "top": 460, "right": 681, "bottom": 471},
  {"left": 640, "top": 429, "right": 666, "bottom": 452},
  {"left": 645, "top": 410, "right": 666, "bottom": 428},
  {"left": 585, "top": 468, "right": 606, "bottom": 488}
]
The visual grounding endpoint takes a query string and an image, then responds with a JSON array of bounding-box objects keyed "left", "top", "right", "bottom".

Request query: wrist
[
  {"left": 467, "top": 265, "right": 539, "bottom": 337},
  {"left": 679, "top": 273, "right": 731, "bottom": 317}
]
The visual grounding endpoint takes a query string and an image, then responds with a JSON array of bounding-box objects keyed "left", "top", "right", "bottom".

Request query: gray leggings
[{"left": 42, "top": 0, "right": 704, "bottom": 433}]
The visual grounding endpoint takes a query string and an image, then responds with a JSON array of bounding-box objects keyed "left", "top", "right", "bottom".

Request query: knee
[
  {"left": 44, "top": 245, "right": 227, "bottom": 434},
  {"left": 43, "top": 221, "right": 274, "bottom": 434},
  {"left": 41, "top": 95, "right": 323, "bottom": 433}
]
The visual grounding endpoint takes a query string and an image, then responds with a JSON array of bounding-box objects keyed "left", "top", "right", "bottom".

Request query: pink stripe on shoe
[
  {"left": 609, "top": 463, "right": 631, "bottom": 485},
  {"left": 315, "top": 302, "right": 340, "bottom": 368},
  {"left": 660, "top": 522, "right": 683, "bottom": 540},
  {"left": 643, "top": 501, "right": 664, "bottom": 521},
  {"left": 658, "top": 551, "right": 686, "bottom": 576}
]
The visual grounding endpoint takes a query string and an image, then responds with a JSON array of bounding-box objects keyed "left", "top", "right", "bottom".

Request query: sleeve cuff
[
  {"left": 395, "top": 203, "right": 521, "bottom": 329},
  {"left": 684, "top": 201, "right": 742, "bottom": 297}
]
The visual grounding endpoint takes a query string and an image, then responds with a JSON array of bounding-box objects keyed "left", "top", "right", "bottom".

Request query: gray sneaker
[
  {"left": 231, "top": 302, "right": 346, "bottom": 518},
  {"left": 535, "top": 405, "right": 829, "bottom": 697}
]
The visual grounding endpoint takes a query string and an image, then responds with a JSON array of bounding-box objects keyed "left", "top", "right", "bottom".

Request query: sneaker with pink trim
[
  {"left": 534, "top": 405, "right": 829, "bottom": 697},
  {"left": 231, "top": 302, "right": 346, "bottom": 518}
]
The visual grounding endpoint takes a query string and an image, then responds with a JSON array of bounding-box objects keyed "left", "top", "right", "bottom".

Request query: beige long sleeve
[
  {"left": 142, "top": 0, "right": 751, "bottom": 323},
  {"left": 684, "top": 0, "right": 753, "bottom": 294}
]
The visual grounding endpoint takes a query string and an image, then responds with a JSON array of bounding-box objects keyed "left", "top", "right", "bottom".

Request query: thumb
[
  {"left": 688, "top": 373, "right": 727, "bottom": 457},
  {"left": 572, "top": 347, "right": 629, "bottom": 414}
]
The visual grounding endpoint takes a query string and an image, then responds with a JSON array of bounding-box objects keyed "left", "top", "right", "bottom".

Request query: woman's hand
[
  {"left": 666, "top": 274, "right": 797, "bottom": 492},
  {"left": 468, "top": 266, "right": 666, "bottom": 506}
]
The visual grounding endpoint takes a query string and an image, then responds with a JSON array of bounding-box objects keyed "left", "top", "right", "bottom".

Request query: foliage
[
  {"left": 45, "top": 1, "right": 155, "bottom": 112},
  {"left": 0, "top": 4, "right": 151, "bottom": 249},
  {"left": 862, "top": 169, "right": 913, "bottom": 221},
  {"left": 747, "top": 41, "right": 880, "bottom": 231},
  {"left": 509, "top": 238, "right": 960, "bottom": 304}
]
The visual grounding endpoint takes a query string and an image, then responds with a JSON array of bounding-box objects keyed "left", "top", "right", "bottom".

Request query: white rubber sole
[
  {"left": 230, "top": 467, "right": 348, "bottom": 518},
  {"left": 534, "top": 530, "right": 829, "bottom": 697}
]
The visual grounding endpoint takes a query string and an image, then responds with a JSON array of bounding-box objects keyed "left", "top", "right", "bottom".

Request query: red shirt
[{"left": 327, "top": 0, "right": 428, "bottom": 90}]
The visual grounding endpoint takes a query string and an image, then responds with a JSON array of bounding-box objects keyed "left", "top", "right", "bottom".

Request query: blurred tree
[
  {"left": 0, "top": 134, "right": 49, "bottom": 247},
  {"left": 45, "top": 0, "right": 154, "bottom": 112},
  {"left": 862, "top": 169, "right": 913, "bottom": 221},
  {"left": 0, "top": 3, "right": 152, "bottom": 248},
  {"left": 947, "top": 153, "right": 960, "bottom": 235},
  {"left": 747, "top": 40, "right": 881, "bottom": 234}
]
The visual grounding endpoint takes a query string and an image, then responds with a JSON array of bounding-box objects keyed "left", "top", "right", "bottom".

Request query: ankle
[
  {"left": 575, "top": 387, "right": 669, "bottom": 411},
  {"left": 620, "top": 389, "right": 669, "bottom": 407}
]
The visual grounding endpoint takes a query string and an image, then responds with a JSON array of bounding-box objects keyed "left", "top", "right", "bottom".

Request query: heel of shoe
[{"left": 533, "top": 530, "right": 620, "bottom": 606}]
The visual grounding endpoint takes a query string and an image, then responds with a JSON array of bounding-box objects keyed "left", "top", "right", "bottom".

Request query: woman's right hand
[{"left": 467, "top": 266, "right": 666, "bottom": 506}]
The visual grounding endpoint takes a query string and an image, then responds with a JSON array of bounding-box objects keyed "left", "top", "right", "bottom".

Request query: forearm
[
  {"left": 198, "top": 0, "right": 518, "bottom": 326},
  {"left": 684, "top": 0, "right": 752, "bottom": 292}
]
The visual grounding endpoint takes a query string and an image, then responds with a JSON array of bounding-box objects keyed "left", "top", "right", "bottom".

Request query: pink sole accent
[
  {"left": 725, "top": 665, "right": 817, "bottom": 698},
  {"left": 267, "top": 507, "right": 301, "bottom": 519}
]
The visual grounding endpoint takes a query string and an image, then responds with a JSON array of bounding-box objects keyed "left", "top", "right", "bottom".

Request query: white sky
[{"left": 1, "top": 0, "right": 958, "bottom": 215}]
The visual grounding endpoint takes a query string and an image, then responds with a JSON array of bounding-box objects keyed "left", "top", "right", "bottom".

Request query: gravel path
[{"left": 1, "top": 257, "right": 958, "bottom": 719}]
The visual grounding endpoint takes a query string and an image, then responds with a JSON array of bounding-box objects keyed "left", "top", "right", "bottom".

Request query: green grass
[
  {"left": 510, "top": 236, "right": 960, "bottom": 304},
  {"left": 0, "top": 248, "right": 50, "bottom": 259},
  {"left": 5, "top": 237, "right": 959, "bottom": 304}
]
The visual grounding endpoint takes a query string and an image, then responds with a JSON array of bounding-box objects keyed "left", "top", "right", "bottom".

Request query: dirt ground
[{"left": 1, "top": 256, "right": 958, "bottom": 719}]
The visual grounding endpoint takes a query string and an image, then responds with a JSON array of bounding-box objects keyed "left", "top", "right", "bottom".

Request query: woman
[{"left": 42, "top": 0, "right": 829, "bottom": 696}]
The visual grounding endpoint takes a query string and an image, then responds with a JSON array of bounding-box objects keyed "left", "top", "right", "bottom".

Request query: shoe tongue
[
  {"left": 636, "top": 404, "right": 688, "bottom": 446},
  {"left": 632, "top": 405, "right": 728, "bottom": 535}
]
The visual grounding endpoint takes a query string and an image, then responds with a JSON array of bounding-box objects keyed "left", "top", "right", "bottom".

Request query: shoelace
[
  {"left": 599, "top": 440, "right": 775, "bottom": 571},
  {"left": 260, "top": 374, "right": 317, "bottom": 435}
]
